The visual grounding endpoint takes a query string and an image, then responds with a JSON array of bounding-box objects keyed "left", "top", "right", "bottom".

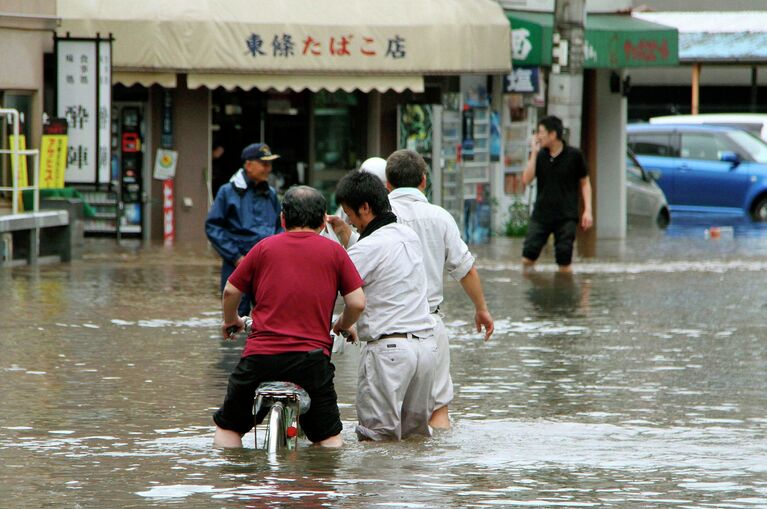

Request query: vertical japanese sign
[
  {"left": 98, "top": 40, "right": 112, "bottom": 184},
  {"left": 161, "top": 90, "right": 173, "bottom": 149},
  {"left": 162, "top": 179, "right": 175, "bottom": 245},
  {"left": 40, "top": 119, "right": 68, "bottom": 189},
  {"left": 160, "top": 90, "right": 174, "bottom": 244},
  {"left": 56, "top": 37, "right": 111, "bottom": 185},
  {"left": 40, "top": 135, "right": 68, "bottom": 188},
  {"left": 57, "top": 39, "right": 96, "bottom": 183}
]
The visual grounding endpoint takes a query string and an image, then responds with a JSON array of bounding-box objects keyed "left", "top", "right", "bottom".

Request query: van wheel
[
  {"left": 656, "top": 208, "right": 670, "bottom": 228},
  {"left": 752, "top": 197, "right": 767, "bottom": 221}
]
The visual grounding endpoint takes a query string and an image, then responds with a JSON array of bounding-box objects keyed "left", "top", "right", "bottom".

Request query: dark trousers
[
  {"left": 213, "top": 350, "right": 343, "bottom": 443},
  {"left": 220, "top": 261, "right": 253, "bottom": 317},
  {"left": 522, "top": 218, "right": 577, "bottom": 266}
]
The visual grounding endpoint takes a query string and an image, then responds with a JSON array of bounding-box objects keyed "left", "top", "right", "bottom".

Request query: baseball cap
[{"left": 241, "top": 143, "right": 280, "bottom": 162}]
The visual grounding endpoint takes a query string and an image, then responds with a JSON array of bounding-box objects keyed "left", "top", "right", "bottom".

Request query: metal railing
[{"left": 0, "top": 108, "right": 40, "bottom": 214}]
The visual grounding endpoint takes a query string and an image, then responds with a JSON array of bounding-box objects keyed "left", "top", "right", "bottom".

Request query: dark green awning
[{"left": 507, "top": 11, "right": 678, "bottom": 68}]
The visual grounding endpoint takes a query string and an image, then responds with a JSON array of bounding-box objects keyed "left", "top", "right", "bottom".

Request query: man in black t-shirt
[{"left": 521, "top": 115, "right": 593, "bottom": 273}]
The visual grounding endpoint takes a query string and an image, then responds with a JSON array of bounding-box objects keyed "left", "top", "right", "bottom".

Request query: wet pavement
[{"left": 1, "top": 217, "right": 766, "bottom": 508}]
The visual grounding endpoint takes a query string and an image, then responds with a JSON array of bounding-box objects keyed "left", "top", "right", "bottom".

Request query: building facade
[
  {"left": 0, "top": 0, "right": 56, "bottom": 210},
  {"left": 55, "top": 0, "right": 511, "bottom": 244}
]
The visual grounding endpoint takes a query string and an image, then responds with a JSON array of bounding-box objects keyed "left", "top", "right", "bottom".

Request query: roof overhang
[
  {"left": 507, "top": 10, "right": 678, "bottom": 68},
  {"left": 57, "top": 0, "right": 511, "bottom": 92},
  {"left": 633, "top": 12, "right": 767, "bottom": 64}
]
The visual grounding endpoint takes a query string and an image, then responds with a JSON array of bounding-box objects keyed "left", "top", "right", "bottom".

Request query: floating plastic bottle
[{"left": 704, "top": 226, "right": 734, "bottom": 239}]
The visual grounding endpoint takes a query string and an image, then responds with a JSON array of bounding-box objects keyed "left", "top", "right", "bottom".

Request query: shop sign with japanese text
[
  {"left": 504, "top": 67, "right": 539, "bottom": 94},
  {"left": 98, "top": 40, "right": 111, "bottom": 184},
  {"left": 239, "top": 31, "right": 409, "bottom": 68},
  {"left": 57, "top": 38, "right": 112, "bottom": 184},
  {"left": 507, "top": 13, "right": 678, "bottom": 69},
  {"left": 586, "top": 31, "right": 678, "bottom": 68}
]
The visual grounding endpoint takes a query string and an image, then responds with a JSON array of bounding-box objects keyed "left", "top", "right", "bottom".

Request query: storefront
[
  {"left": 0, "top": 5, "right": 57, "bottom": 213},
  {"left": 500, "top": 10, "right": 678, "bottom": 239},
  {"left": 56, "top": 0, "right": 511, "bottom": 244}
]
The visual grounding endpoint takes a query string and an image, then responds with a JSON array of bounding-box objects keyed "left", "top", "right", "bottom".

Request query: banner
[
  {"left": 8, "top": 135, "right": 28, "bottom": 211},
  {"left": 40, "top": 135, "right": 68, "bottom": 189},
  {"left": 162, "top": 178, "right": 175, "bottom": 245},
  {"left": 8, "top": 135, "right": 28, "bottom": 186}
]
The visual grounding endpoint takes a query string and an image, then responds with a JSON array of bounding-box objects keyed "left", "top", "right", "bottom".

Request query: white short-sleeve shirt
[
  {"left": 347, "top": 222, "right": 435, "bottom": 341},
  {"left": 388, "top": 188, "right": 475, "bottom": 312}
]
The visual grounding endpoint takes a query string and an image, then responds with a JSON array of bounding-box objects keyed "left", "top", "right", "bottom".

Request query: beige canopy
[{"left": 57, "top": 0, "right": 511, "bottom": 92}]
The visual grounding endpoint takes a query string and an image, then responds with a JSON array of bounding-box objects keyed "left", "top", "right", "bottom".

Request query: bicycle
[
  {"left": 253, "top": 381, "right": 310, "bottom": 453},
  {"left": 226, "top": 317, "right": 314, "bottom": 454}
]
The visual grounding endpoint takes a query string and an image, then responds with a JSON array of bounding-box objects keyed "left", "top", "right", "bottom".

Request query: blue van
[{"left": 627, "top": 124, "right": 767, "bottom": 220}]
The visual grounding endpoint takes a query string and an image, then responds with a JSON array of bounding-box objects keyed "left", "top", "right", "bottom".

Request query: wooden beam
[{"left": 691, "top": 63, "right": 701, "bottom": 115}]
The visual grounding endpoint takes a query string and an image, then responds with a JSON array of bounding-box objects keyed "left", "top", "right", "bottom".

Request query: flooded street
[{"left": 2, "top": 221, "right": 767, "bottom": 508}]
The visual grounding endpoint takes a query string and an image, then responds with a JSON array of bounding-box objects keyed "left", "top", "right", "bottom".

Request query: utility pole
[{"left": 548, "top": 0, "right": 586, "bottom": 147}]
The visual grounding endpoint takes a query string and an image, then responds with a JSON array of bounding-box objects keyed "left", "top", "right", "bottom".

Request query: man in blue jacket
[{"left": 205, "top": 143, "right": 283, "bottom": 316}]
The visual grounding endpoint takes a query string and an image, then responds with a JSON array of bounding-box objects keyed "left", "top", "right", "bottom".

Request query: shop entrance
[
  {"left": 310, "top": 91, "right": 366, "bottom": 205},
  {"left": 211, "top": 89, "right": 366, "bottom": 209},
  {"left": 211, "top": 90, "right": 310, "bottom": 198}
]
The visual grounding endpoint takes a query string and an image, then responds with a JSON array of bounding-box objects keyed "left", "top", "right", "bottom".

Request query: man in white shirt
[
  {"left": 386, "top": 149, "right": 494, "bottom": 429},
  {"left": 334, "top": 170, "right": 437, "bottom": 441},
  {"left": 322, "top": 157, "right": 386, "bottom": 243}
]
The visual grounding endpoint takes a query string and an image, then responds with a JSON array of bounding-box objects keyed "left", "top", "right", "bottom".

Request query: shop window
[{"left": 311, "top": 91, "right": 365, "bottom": 201}]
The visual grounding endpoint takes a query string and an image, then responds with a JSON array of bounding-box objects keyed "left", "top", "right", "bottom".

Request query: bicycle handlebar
[{"left": 225, "top": 316, "right": 253, "bottom": 339}]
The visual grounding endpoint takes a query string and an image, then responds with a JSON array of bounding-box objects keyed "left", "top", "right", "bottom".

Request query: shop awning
[
  {"left": 113, "top": 72, "right": 177, "bottom": 88},
  {"left": 57, "top": 0, "right": 511, "bottom": 92},
  {"left": 633, "top": 11, "right": 767, "bottom": 64},
  {"left": 507, "top": 11, "right": 678, "bottom": 68},
  {"left": 187, "top": 73, "right": 423, "bottom": 93}
]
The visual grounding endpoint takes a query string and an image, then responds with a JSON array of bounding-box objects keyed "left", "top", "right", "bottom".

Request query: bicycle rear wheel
[{"left": 265, "top": 402, "right": 285, "bottom": 454}]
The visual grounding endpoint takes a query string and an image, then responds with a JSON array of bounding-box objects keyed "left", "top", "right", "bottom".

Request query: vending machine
[
  {"left": 397, "top": 99, "right": 464, "bottom": 232},
  {"left": 397, "top": 86, "right": 493, "bottom": 244},
  {"left": 115, "top": 104, "right": 144, "bottom": 235}
]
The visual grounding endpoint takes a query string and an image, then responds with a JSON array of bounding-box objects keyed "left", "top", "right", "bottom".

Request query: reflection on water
[
  {"left": 1, "top": 233, "right": 767, "bottom": 507},
  {"left": 523, "top": 271, "right": 591, "bottom": 318}
]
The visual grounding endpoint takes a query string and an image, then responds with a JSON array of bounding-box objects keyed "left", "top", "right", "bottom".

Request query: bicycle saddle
[{"left": 255, "top": 381, "right": 311, "bottom": 415}]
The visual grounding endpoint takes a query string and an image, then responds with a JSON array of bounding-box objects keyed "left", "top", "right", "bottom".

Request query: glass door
[{"left": 311, "top": 91, "right": 365, "bottom": 208}]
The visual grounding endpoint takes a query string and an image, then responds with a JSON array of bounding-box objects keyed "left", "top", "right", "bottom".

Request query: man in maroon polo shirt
[{"left": 213, "top": 185, "right": 365, "bottom": 448}]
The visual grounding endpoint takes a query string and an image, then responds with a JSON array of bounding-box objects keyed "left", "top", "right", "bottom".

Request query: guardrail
[{"left": 0, "top": 108, "right": 40, "bottom": 214}]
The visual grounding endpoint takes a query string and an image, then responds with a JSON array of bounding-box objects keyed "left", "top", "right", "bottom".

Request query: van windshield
[{"left": 726, "top": 130, "right": 767, "bottom": 164}]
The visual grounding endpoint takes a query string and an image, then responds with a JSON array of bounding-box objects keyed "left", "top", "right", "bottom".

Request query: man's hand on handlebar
[
  {"left": 332, "top": 321, "right": 358, "bottom": 343},
  {"left": 221, "top": 315, "right": 246, "bottom": 340}
]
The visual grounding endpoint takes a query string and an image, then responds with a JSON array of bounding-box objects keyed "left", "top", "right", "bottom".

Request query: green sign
[
  {"left": 509, "top": 12, "right": 552, "bottom": 67},
  {"left": 507, "top": 11, "right": 679, "bottom": 68}
]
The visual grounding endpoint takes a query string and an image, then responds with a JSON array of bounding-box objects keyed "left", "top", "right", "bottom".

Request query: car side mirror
[
  {"left": 648, "top": 169, "right": 662, "bottom": 181},
  {"left": 719, "top": 151, "right": 740, "bottom": 166}
]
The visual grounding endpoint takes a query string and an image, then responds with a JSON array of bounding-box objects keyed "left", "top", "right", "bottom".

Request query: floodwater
[{"left": 1, "top": 217, "right": 767, "bottom": 508}]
